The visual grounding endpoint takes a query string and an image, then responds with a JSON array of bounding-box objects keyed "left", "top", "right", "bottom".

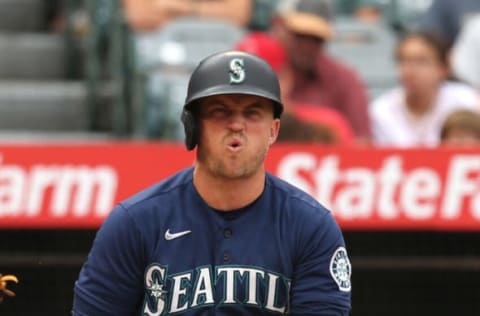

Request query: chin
[
  {"left": 215, "top": 160, "right": 254, "bottom": 179},
  {"left": 217, "top": 168, "right": 250, "bottom": 179}
]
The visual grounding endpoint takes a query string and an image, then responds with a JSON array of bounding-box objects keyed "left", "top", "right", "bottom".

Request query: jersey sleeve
[
  {"left": 290, "top": 210, "right": 351, "bottom": 315},
  {"left": 73, "top": 204, "right": 146, "bottom": 315}
]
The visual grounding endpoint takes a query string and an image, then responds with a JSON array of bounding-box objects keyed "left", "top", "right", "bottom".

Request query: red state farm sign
[
  {"left": 0, "top": 143, "right": 194, "bottom": 228},
  {"left": 0, "top": 143, "right": 479, "bottom": 230},
  {"left": 268, "top": 145, "right": 480, "bottom": 230}
]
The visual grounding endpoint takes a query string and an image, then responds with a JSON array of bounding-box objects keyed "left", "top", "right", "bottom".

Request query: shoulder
[
  {"left": 439, "top": 81, "right": 478, "bottom": 105},
  {"left": 266, "top": 173, "right": 332, "bottom": 223},
  {"left": 266, "top": 174, "right": 345, "bottom": 256},
  {"left": 120, "top": 167, "right": 194, "bottom": 213},
  {"left": 369, "top": 88, "right": 403, "bottom": 118},
  {"left": 99, "top": 168, "right": 195, "bottom": 243},
  {"left": 441, "top": 81, "right": 477, "bottom": 95}
]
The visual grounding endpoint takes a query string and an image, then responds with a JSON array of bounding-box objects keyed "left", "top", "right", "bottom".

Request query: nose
[{"left": 227, "top": 111, "right": 246, "bottom": 132}]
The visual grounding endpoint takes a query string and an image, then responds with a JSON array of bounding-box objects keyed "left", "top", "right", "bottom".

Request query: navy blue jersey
[{"left": 73, "top": 167, "right": 351, "bottom": 315}]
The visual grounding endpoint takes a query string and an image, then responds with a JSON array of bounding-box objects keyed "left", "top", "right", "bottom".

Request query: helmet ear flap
[{"left": 181, "top": 108, "right": 197, "bottom": 151}]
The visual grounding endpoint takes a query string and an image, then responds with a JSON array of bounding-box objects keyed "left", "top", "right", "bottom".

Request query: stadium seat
[
  {"left": 0, "top": 33, "right": 66, "bottom": 79},
  {"left": 0, "top": 81, "right": 89, "bottom": 131},
  {"left": 327, "top": 16, "right": 398, "bottom": 99},
  {"left": 0, "top": 0, "right": 119, "bottom": 138},
  {"left": 0, "top": 0, "right": 46, "bottom": 32}
]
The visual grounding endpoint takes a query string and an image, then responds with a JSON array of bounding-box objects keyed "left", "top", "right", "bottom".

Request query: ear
[{"left": 269, "top": 118, "right": 281, "bottom": 146}]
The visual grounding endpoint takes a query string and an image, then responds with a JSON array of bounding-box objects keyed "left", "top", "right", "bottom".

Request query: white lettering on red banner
[
  {"left": 0, "top": 155, "right": 118, "bottom": 218},
  {"left": 0, "top": 143, "right": 479, "bottom": 230},
  {"left": 277, "top": 152, "right": 480, "bottom": 229}
]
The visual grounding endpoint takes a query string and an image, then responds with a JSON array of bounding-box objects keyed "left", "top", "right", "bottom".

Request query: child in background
[{"left": 440, "top": 109, "right": 480, "bottom": 146}]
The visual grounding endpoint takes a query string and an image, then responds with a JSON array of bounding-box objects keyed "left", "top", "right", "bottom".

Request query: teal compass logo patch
[{"left": 330, "top": 247, "right": 351, "bottom": 292}]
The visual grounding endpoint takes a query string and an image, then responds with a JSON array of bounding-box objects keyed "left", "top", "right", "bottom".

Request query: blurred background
[{"left": 0, "top": 0, "right": 479, "bottom": 315}]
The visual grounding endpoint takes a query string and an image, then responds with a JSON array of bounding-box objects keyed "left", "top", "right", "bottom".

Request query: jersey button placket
[
  {"left": 223, "top": 252, "right": 231, "bottom": 262},
  {"left": 222, "top": 228, "right": 232, "bottom": 263},
  {"left": 224, "top": 228, "right": 232, "bottom": 239}
]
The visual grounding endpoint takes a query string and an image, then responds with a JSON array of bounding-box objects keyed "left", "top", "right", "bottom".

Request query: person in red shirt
[{"left": 270, "top": 0, "right": 371, "bottom": 142}]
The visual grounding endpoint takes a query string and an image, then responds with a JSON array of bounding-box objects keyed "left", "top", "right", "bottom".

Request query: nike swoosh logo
[{"left": 165, "top": 229, "right": 192, "bottom": 240}]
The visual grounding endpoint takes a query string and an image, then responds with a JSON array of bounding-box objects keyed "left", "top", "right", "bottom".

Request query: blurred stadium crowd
[{"left": 0, "top": 0, "right": 479, "bottom": 148}]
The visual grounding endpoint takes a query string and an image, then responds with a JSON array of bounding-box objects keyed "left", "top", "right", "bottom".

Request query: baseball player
[{"left": 73, "top": 51, "right": 351, "bottom": 315}]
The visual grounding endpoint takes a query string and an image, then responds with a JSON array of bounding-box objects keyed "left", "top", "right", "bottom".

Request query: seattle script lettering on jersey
[{"left": 142, "top": 264, "right": 291, "bottom": 315}]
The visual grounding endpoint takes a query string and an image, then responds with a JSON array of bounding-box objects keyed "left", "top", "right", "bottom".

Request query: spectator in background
[
  {"left": 235, "top": 31, "right": 355, "bottom": 145},
  {"left": 440, "top": 109, "right": 480, "bottom": 146},
  {"left": 417, "top": 0, "right": 480, "bottom": 47},
  {"left": 270, "top": 0, "right": 372, "bottom": 142},
  {"left": 353, "top": 2, "right": 382, "bottom": 23},
  {"left": 451, "top": 14, "right": 480, "bottom": 90},
  {"left": 277, "top": 112, "right": 338, "bottom": 143},
  {"left": 248, "top": 0, "right": 281, "bottom": 31},
  {"left": 369, "top": 30, "right": 480, "bottom": 148},
  {"left": 122, "top": 0, "right": 253, "bottom": 31},
  {"left": 334, "top": 0, "right": 387, "bottom": 24}
]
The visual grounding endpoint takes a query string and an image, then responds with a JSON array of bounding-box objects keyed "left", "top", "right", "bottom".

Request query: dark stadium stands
[{"left": 0, "top": 0, "right": 112, "bottom": 139}]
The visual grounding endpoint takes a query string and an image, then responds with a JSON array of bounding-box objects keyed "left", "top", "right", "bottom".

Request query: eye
[
  {"left": 244, "top": 108, "right": 263, "bottom": 119},
  {"left": 206, "top": 106, "right": 229, "bottom": 118}
]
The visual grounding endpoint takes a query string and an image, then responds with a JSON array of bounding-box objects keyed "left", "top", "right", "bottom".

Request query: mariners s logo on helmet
[{"left": 229, "top": 58, "right": 245, "bottom": 84}]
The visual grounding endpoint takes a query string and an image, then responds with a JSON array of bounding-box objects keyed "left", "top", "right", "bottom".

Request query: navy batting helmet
[{"left": 181, "top": 50, "right": 283, "bottom": 151}]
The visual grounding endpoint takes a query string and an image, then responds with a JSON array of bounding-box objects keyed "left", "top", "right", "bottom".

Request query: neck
[
  {"left": 193, "top": 164, "right": 266, "bottom": 211},
  {"left": 405, "top": 89, "right": 437, "bottom": 117}
]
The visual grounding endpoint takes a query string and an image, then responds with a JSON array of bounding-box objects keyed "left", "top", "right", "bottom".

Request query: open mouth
[{"left": 227, "top": 139, "right": 242, "bottom": 151}]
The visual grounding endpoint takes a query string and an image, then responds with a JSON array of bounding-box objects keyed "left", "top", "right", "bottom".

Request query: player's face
[{"left": 196, "top": 94, "right": 280, "bottom": 179}]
